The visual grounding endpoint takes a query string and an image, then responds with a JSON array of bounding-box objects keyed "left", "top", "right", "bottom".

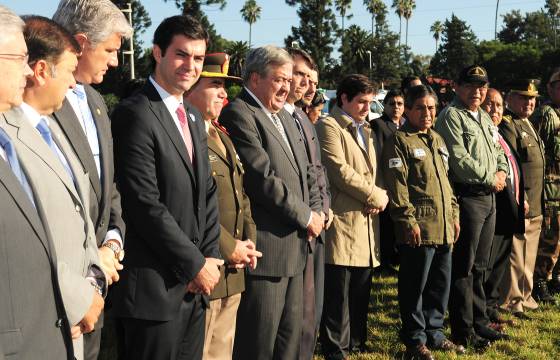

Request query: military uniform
[
  {"left": 531, "top": 102, "right": 560, "bottom": 285},
  {"left": 498, "top": 79, "right": 546, "bottom": 311},
  {"left": 382, "top": 122, "right": 459, "bottom": 349}
]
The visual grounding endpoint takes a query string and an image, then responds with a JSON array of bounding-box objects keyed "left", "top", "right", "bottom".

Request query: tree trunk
[
  {"left": 398, "top": 17, "right": 402, "bottom": 46},
  {"left": 435, "top": 38, "right": 438, "bottom": 52},
  {"left": 405, "top": 19, "right": 409, "bottom": 46},
  {"left": 372, "top": 15, "right": 375, "bottom": 38},
  {"left": 249, "top": 23, "right": 252, "bottom": 48},
  {"left": 494, "top": 0, "right": 500, "bottom": 39}
]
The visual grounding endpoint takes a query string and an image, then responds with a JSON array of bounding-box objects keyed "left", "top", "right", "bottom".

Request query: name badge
[
  {"left": 389, "top": 158, "right": 403, "bottom": 168},
  {"left": 209, "top": 154, "right": 218, "bottom": 162},
  {"left": 413, "top": 148, "right": 426, "bottom": 158}
]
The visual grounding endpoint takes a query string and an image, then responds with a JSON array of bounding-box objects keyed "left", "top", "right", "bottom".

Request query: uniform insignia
[
  {"left": 209, "top": 154, "right": 218, "bottom": 162},
  {"left": 521, "top": 131, "right": 528, "bottom": 138},
  {"left": 413, "top": 148, "right": 426, "bottom": 158},
  {"left": 469, "top": 66, "right": 486, "bottom": 77},
  {"left": 502, "top": 115, "right": 511, "bottom": 124},
  {"left": 439, "top": 146, "right": 449, "bottom": 156},
  {"left": 389, "top": 158, "right": 403, "bottom": 168},
  {"left": 96, "top": 108, "right": 101, "bottom": 115}
]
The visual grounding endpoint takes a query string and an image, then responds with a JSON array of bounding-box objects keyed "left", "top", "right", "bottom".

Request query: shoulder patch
[
  {"left": 388, "top": 158, "right": 403, "bottom": 168},
  {"left": 502, "top": 115, "right": 512, "bottom": 124}
]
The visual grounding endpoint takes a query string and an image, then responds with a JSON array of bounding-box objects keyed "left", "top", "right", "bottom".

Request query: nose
[
  {"left": 218, "top": 87, "right": 227, "bottom": 99},
  {"left": 109, "top": 51, "right": 118, "bottom": 67}
]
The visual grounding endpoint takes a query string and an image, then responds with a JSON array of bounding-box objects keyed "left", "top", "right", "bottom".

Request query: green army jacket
[
  {"left": 382, "top": 123, "right": 459, "bottom": 246},
  {"left": 531, "top": 103, "right": 560, "bottom": 201},
  {"left": 434, "top": 98, "right": 508, "bottom": 187}
]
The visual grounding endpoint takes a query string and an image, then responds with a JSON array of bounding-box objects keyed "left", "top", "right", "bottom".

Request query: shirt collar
[
  {"left": 150, "top": 76, "right": 183, "bottom": 114},
  {"left": 19, "top": 102, "right": 47, "bottom": 128},
  {"left": 283, "top": 102, "right": 296, "bottom": 115},
  {"left": 245, "top": 86, "right": 275, "bottom": 116}
]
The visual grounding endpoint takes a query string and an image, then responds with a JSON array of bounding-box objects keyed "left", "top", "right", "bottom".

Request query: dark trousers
[
  {"left": 233, "top": 273, "right": 303, "bottom": 360},
  {"left": 119, "top": 294, "right": 205, "bottom": 360},
  {"left": 299, "top": 240, "right": 325, "bottom": 360},
  {"left": 84, "top": 322, "right": 101, "bottom": 360},
  {"left": 320, "top": 264, "right": 372, "bottom": 360},
  {"left": 449, "top": 194, "right": 495, "bottom": 338},
  {"left": 484, "top": 233, "right": 513, "bottom": 317},
  {"left": 398, "top": 245, "right": 451, "bottom": 347}
]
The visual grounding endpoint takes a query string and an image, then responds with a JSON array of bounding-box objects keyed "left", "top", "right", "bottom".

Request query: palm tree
[
  {"left": 364, "top": 0, "right": 386, "bottom": 38},
  {"left": 494, "top": 0, "right": 500, "bottom": 40},
  {"left": 240, "top": 0, "right": 261, "bottom": 48},
  {"left": 392, "top": 0, "right": 406, "bottom": 46},
  {"left": 335, "top": 0, "right": 353, "bottom": 34},
  {"left": 225, "top": 40, "right": 249, "bottom": 77},
  {"left": 403, "top": 0, "right": 416, "bottom": 47},
  {"left": 430, "top": 20, "right": 443, "bottom": 52}
]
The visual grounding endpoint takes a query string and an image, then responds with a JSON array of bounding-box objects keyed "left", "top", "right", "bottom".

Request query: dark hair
[
  {"left": 310, "top": 91, "right": 326, "bottom": 108},
  {"left": 336, "top": 74, "right": 376, "bottom": 107},
  {"left": 22, "top": 15, "right": 80, "bottom": 66},
  {"left": 405, "top": 85, "right": 438, "bottom": 109},
  {"left": 383, "top": 89, "right": 404, "bottom": 105},
  {"left": 285, "top": 47, "right": 316, "bottom": 70},
  {"left": 400, "top": 75, "right": 421, "bottom": 93},
  {"left": 153, "top": 15, "right": 208, "bottom": 58}
]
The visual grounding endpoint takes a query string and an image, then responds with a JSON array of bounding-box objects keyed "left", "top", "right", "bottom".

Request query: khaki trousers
[
  {"left": 501, "top": 215, "right": 543, "bottom": 312},
  {"left": 534, "top": 204, "right": 560, "bottom": 279},
  {"left": 203, "top": 293, "right": 242, "bottom": 360}
]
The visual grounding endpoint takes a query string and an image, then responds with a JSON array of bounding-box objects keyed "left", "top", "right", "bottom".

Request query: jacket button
[
  {"left": 55, "top": 319, "right": 63, "bottom": 328},
  {"left": 193, "top": 237, "right": 199, "bottom": 244},
  {"left": 100, "top": 220, "right": 105, "bottom": 227},
  {"left": 75, "top": 205, "right": 80, "bottom": 212},
  {"left": 235, "top": 229, "right": 240, "bottom": 236}
]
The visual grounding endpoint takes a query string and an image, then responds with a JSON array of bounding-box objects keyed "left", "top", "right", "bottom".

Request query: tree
[
  {"left": 225, "top": 40, "right": 250, "bottom": 77},
  {"left": 392, "top": 0, "right": 406, "bottom": 46},
  {"left": 284, "top": 0, "right": 339, "bottom": 77},
  {"left": 546, "top": 0, "right": 560, "bottom": 47},
  {"left": 335, "top": 0, "right": 353, "bottom": 34},
  {"left": 430, "top": 20, "right": 443, "bottom": 52},
  {"left": 403, "top": 0, "right": 415, "bottom": 47},
  {"left": 339, "top": 25, "right": 372, "bottom": 75},
  {"left": 429, "top": 14, "right": 478, "bottom": 79},
  {"left": 498, "top": 9, "right": 554, "bottom": 48},
  {"left": 364, "top": 0, "right": 386, "bottom": 38},
  {"left": 494, "top": 0, "right": 500, "bottom": 39},
  {"left": 240, "top": 0, "right": 261, "bottom": 47}
]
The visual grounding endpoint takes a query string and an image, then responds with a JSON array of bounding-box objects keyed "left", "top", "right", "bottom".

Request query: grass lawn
[{"left": 315, "top": 274, "right": 560, "bottom": 360}]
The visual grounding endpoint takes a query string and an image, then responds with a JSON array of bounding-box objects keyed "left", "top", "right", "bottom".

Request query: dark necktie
[
  {"left": 0, "top": 127, "right": 35, "bottom": 205},
  {"left": 292, "top": 111, "right": 311, "bottom": 161}
]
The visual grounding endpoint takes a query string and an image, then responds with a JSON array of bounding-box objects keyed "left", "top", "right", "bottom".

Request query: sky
[{"left": 4, "top": 0, "right": 546, "bottom": 56}]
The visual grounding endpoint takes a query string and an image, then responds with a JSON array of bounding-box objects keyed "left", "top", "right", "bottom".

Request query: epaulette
[{"left": 502, "top": 115, "right": 512, "bottom": 124}]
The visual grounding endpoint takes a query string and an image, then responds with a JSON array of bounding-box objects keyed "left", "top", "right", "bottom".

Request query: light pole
[
  {"left": 121, "top": 2, "right": 135, "bottom": 80},
  {"left": 366, "top": 50, "right": 372, "bottom": 80}
]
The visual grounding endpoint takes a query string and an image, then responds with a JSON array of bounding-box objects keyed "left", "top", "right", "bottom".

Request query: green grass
[{"left": 315, "top": 274, "right": 560, "bottom": 360}]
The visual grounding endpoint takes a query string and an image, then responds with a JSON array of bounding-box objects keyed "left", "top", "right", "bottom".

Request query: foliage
[
  {"left": 225, "top": 41, "right": 250, "bottom": 78},
  {"left": 363, "top": 0, "right": 386, "bottom": 38},
  {"left": 429, "top": 14, "right": 478, "bottom": 80},
  {"left": 240, "top": 0, "right": 262, "bottom": 47},
  {"left": 430, "top": 20, "right": 443, "bottom": 53},
  {"left": 498, "top": 9, "right": 554, "bottom": 48},
  {"left": 226, "top": 84, "right": 242, "bottom": 101}
]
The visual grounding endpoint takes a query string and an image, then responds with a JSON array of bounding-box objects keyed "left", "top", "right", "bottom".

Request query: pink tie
[
  {"left": 176, "top": 104, "right": 194, "bottom": 163},
  {"left": 498, "top": 134, "right": 520, "bottom": 204}
]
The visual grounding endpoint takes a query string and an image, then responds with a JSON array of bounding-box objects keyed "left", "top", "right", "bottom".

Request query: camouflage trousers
[{"left": 534, "top": 201, "right": 560, "bottom": 280}]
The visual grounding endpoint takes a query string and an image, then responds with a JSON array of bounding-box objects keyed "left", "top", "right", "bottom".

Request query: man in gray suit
[
  {"left": 0, "top": 15, "right": 105, "bottom": 360},
  {"left": 51, "top": 2, "right": 131, "bottom": 356},
  {"left": 220, "top": 45, "right": 324, "bottom": 360},
  {"left": 0, "top": 6, "right": 73, "bottom": 359}
]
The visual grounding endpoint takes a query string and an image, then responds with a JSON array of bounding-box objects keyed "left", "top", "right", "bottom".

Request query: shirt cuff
[
  {"left": 103, "top": 228, "right": 123, "bottom": 248},
  {"left": 86, "top": 265, "right": 107, "bottom": 297}
]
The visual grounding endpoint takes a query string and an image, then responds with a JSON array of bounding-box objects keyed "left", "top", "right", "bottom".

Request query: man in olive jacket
[{"left": 317, "top": 74, "right": 388, "bottom": 360}]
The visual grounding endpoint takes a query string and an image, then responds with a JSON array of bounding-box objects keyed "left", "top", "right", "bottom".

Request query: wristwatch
[{"left": 102, "top": 241, "right": 125, "bottom": 262}]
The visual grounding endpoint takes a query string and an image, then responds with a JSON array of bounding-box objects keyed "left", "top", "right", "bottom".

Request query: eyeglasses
[{"left": 0, "top": 53, "right": 29, "bottom": 65}]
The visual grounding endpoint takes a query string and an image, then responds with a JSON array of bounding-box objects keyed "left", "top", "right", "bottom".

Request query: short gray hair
[
  {"left": 53, "top": 0, "right": 133, "bottom": 47},
  {"left": 242, "top": 45, "right": 293, "bottom": 84},
  {"left": 0, "top": 5, "right": 24, "bottom": 46}
]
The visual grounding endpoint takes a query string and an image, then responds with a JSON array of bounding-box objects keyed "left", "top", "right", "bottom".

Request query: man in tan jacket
[{"left": 317, "top": 74, "right": 388, "bottom": 360}]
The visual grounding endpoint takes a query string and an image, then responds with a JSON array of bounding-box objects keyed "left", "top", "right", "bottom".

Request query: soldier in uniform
[
  {"left": 499, "top": 79, "right": 550, "bottom": 315},
  {"left": 531, "top": 70, "right": 560, "bottom": 298},
  {"left": 184, "top": 52, "right": 262, "bottom": 360},
  {"left": 383, "top": 85, "right": 464, "bottom": 360}
]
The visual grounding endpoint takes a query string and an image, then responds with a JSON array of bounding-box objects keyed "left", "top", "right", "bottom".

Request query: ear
[
  {"left": 341, "top": 93, "right": 348, "bottom": 105},
  {"left": 73, "top": 33, "right": 88, "bottom": 56},
  {"left": 152, "top": 45, "right": 162, "bottom": 65},
  {"left": 31, "top": 60, "right": 50, "bottom": 86}
]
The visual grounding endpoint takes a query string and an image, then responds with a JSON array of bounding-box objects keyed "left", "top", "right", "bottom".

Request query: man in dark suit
[
  {"left": 482, "top": 89, "right": 526, "bottom": 327},
  {"left": 111, "top": 15, "right": 222, "bottom": 360},
  {"left": 285, "top": 47, "right": 332, "bottom": 360},
  {"left": 220, "top": 45, "right": 324, "bottom": 360},
  {"left": 185, "top": 52, "right": 261, "bottom": 360},
  {"left": 0, "top": 6, "right": 72, "bottom": 359},
  {"left": 51, "top": 1, "right": 132, "bottom": 357}
]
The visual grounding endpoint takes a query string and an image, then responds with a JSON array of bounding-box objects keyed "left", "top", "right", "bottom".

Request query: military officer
[
  {"left": 383, "top": 85, "right": 464, "bottom": 360},
  {"left": 184, "top": 52, "right": 262, "bottom": 360},
  {"left": 500, "top": 79, "right": 550, "bottom": 314},
  {"left": 531, "top": 70, "right": 560, "bottom": 298}
]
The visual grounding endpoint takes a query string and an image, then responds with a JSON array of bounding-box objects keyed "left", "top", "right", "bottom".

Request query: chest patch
[
  {"left": 413, "top": 148, "right": 426, "bottom": 158},
  {"left": 389, "top": 158, "right": 403, "bottom": 168},
  {"left": 209, "top": 154, "right": 219, "bottom": 162}
]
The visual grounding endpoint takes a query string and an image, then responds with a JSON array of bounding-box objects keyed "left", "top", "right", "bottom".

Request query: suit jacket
[
  {"left": 208, "top": 126, "right": 257, "bottom": 299},
  {"left": 52, "top": 85, "right": 125, "bottom": 246},
  {"left": 495, "top": 128, "right": 525, "bottom": 235},
  {"left": 1, "top": 109, "right": 103, "bottom": 359},
  {"left": 500, "top": 109, "right": 545, "bottom": 218},
  {"left": 219, "top": 88, "right": 322, "bottom": 277},
  {"left": 110, "top": 80, "right": 220, "bottom": 321},
  {"left": 0, "top": 159, "right": 73, "bottom": 360},
  {"left": 316, "top": 105, "right": 386, "bottom": 267},
  {"left": 370, "top": 113, "right": 398, "bottom": 154}
]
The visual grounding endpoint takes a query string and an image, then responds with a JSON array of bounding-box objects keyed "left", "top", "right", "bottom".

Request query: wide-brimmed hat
[{"left": 200, "top": 53, "right": 242, "bottom": 83}]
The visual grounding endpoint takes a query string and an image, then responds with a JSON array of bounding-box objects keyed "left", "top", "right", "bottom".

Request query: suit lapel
[
  {"left": 208, "top": 131, "right": 229, "bottom": 166},
  {"left": 53, "top": 98, "right": 102, "bottom": 200},
  {"left": 145, "top": 82, "right": 196, "bottom": 186}
]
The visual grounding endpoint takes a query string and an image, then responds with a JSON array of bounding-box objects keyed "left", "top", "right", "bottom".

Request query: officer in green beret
[
  {"left": 499, "top": 79, "right": 551, "bottom": 313},
  {"left": 531, "top": 71, "right": 560, "bottom": 299},
  {"left": 383, "top": 85, "right": 464, "bottom": 360}
]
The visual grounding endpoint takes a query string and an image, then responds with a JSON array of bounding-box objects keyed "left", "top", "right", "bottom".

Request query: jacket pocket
[{"left": 0, "top": 329, "right": 23, "bottom": 356}]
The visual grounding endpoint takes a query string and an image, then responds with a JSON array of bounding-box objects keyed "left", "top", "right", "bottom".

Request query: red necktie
[
  {"left": 498, "top": 134, "right": 519, "bottom": 204},
  {"left": 176, "top": 104, "right": 194, "bottom": 163}
]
